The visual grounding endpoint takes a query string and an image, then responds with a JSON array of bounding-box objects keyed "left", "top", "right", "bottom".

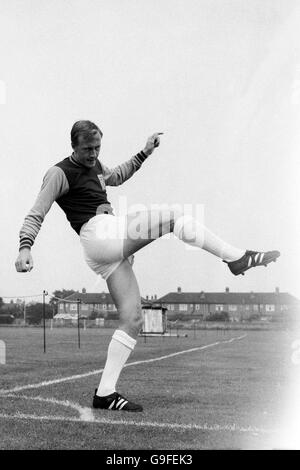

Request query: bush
[
  {"left": 25, "top": 303, "right": 53, "bottom": 324},
  {"left": 206, "top": 311, "right": 230, "bottom": 322},
  {"left": 0, "top": 314, "right": 15, "bottom": 324}
]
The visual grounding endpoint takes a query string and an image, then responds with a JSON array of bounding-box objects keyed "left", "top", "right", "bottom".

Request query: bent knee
[
  {"left": 157, "top": 208, "right": 184, "bottom": 234},
  {"left": 168, "top": 207, "right": 184, "bottom": 232}
]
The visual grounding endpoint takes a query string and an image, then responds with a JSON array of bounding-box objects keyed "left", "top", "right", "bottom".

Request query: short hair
[{"left": 71, "top": 120, "right": 103, "bottom": 147}]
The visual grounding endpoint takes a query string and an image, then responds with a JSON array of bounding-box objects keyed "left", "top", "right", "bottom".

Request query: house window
[
  {"left": 195, "top": 304, "right": 200, "bottom": 310},
  {"left": 70, "top": 304, "right": 77, "bottom": 311},
  {"left": 169, "top": 304, "right": 174, "bottom": 310},
  {"left": 179, "top": 304, "right": 188, "bottom": 311},
  {"left": 253, "top": 305, "right": 259, "bottom": 311},
  {"left": 228, "top": 305, "right": 237, "bottom": 311},
  {"left": 245, "top": 305, "right": 250, "bottom": 311},
  {"left": 59, "top": 304, "right": 64, "bottom": 311},
  {"left": 266, "top": 304, "right": 275, "bottom": 312},
  {"left": 280, "top": 305, "right": 288, "bottom": 311},
  {"left": 81, "top": 304, "right": 88, "bottom": 311},
  {"left": 215, "top": 305, "right": 223, "bottom": 312},
  {"left": 102, "top": 304, "right": 107, "bottom": 310}
]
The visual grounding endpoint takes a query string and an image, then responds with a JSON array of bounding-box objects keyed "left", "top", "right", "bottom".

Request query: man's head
[{"left": 71, "top": 120, "right": 103, "bottom": 168}]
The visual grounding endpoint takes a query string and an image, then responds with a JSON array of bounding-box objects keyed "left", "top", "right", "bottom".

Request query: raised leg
[
  {"left": 122, "top": 209, "right": 245, "bottom": 262},
  {"left": 122, "top": 209, "right": 179, "bottom": 259}
]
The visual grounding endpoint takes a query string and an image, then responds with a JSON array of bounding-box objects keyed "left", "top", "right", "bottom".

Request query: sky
[{"left": 0, "top": 0, "right": 300, "bottom": 302}]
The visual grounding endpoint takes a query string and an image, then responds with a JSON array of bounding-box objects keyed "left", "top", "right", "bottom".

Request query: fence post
[
  {"left": 0, "top": 340, "right": 5, "bottom": 365},
  {"left": 43, "top": 290, "right": 48, "bottom": 353},
  {"left": 77, "top": 299, "right": 81, "bottom": 348}
]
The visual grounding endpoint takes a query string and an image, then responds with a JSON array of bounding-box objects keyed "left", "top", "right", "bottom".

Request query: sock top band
[{"left": 113, "top": 329, "right": 136, "bottom": 350}]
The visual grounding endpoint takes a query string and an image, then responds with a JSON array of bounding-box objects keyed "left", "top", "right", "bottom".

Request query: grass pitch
[{"left": 0, "top": 326, "right": 297, "bottom": 449}]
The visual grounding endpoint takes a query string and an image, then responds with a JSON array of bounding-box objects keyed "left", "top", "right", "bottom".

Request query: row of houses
[{"left": 55, "top": 287, "right": 300, "bottom": 322}]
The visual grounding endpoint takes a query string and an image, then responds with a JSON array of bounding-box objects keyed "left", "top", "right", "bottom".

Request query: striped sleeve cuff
[
  {"left": 19, "top": 237, "right": 34, "bottom": 251},
  {"left": 134, "top": 151, "right": 149, "bottom": 165}
]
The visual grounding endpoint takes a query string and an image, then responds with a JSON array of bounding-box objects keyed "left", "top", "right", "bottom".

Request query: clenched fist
[{"left": 15, "top": 248, "right": 33, "bottom": 272}]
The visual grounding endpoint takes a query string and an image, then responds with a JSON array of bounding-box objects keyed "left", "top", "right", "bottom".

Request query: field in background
[{"left": 0, "top": 326, "right": 298, "bottom": 450}]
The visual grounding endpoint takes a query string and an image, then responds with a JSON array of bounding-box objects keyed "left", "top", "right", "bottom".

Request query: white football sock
[
  {"left": 173, "top": 215, "right": 245, "bottom": 262},
  {"left": 97, "top": 329, "right": 136, "bottom": 397}
]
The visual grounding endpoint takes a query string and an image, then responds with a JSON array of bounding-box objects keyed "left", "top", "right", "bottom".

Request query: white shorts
[{"left": 80, "top": 214, "right": 134, "bottom": 280}]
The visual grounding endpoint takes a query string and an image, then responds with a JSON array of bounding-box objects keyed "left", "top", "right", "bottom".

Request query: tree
[
  {"left": 49, "top": 289, "right": 78, "bottom": 316},
  {"left": 25, "top": 303, "right": 53, "bottom": 325},
  {"left": 51, "top": 289, "right": 78, "bottom": 300}
]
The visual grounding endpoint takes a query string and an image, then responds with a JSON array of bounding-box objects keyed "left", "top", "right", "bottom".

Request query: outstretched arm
[
  {"left": 103, "top": 132, "right": 163, "bottom": 186},
  {"left": 15, "top": 166, "right": 69, "bottom": 272}
]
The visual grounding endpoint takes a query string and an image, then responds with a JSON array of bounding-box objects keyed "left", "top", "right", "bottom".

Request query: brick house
[
  {"left": 55, "top": 287, "right": 299, "bottom": 322},
  {"left": 157, "top": 287, "right": 300, "bottom": 322},
  {"left": 55, "top": 289, "right": 149, "bottom": 320}
]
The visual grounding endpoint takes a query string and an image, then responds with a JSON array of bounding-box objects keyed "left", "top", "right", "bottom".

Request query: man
[{"left": 16, "top": 120, "right": 280, "bottom": 412}]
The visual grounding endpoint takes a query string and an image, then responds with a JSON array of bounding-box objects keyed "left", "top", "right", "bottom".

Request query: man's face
[{"left": 73, "top": 132, "right": 101, "bottom": 168}]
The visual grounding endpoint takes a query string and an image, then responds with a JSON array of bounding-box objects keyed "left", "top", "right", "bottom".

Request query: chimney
[
  {"left": 146, "top": 295, "right": 149, "bottom": 300},
  {"left": 225, "top": 287, "right": 229, "bottom": 293},
  {"left": 154, "top": 295, "right": 157, "bottom": 300},
  {"left": 177, "top": 287, "right": 182, "bottom": 293},
  {"left": 82, "top": 288, "right": 86, "bottom": 294},
  {"left": 275, "top": 287, "right": 280, "bottom": 294}
]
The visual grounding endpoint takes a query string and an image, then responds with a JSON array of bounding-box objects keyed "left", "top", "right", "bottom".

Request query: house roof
[
  {"left": 58, "top": 292, "right": 114, "bottom": 304},
  {"left": 57, "top": 291, "right": 300, "bottom": 306},
  {"left": 157, "top": 291, "right": 300, "bottom": 305}
]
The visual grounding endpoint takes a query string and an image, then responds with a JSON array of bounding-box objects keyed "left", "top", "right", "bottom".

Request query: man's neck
[{"left": 69, "top": 152, "right": 84, "bottom": 167}]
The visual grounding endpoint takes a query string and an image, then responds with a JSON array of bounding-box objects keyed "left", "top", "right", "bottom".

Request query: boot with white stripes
[
  {"left": 92, "top": 390, "right": 143, "bottom": 412},
  {"left": 223, "top": 250, "right": 280, "bottom": 276}
]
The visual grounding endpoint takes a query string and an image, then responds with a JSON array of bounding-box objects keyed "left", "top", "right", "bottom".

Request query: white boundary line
[
  {"left": 0, "top": 334, "right": 276, "bottom": 436},
  {"left": 2, "top": 391, "right": 275, "bottom": 434},
  {"left": 0, "top": 334, "right": 247, "bottom": 395},
  {"left": 0, "top": 388, "right": 277, "bottom": 435},
  {"left": 2, "top": 393, "right": 94, "bottom": 422},
  {"left": 0, "top": 411, "right": 276, "bottom": 435}
]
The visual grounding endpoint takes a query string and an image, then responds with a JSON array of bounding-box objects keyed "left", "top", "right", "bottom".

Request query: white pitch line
[
  {"left": 0, "top": 334, "right": 247, "bottom": 395},
  {"left": 0, "top": 411, "right": 276, "bottom": 435},
  {"left": 2, "top": 393, "right": 95, "bottom": 422}
]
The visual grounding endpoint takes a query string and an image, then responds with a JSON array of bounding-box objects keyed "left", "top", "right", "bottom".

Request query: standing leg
[{"left": 93, "top": 259, "right": 144, "bottom": 412}]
